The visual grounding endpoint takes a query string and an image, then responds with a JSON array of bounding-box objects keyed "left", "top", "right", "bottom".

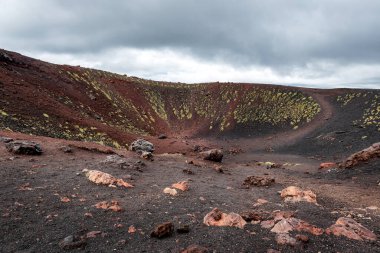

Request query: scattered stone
[
  {"left": 183, "top": 169, "right": 194, "bottom": 175},
  {"left": 340, "top": 142, "right": 380, "bottom": 169},
  {"left": 177, "top": 224, "right": 190, "bottom": 233},
  {"left": 129, "top": 139, "right": 154, "bottom": 153},
  {"left": 128, "top": 225, "right": 136, "bottom": 234},
  {"left": 94, "top": 200, "right": 124, "bottom": 212},
  {"left": 280, "top": 186, "right": 317, "bottom": 204},
  {"left": 150, "top": 222, "right": 174, "bottom": 238},
  {"left": 296, "top": 234, "right": 309, "bottom": 243},
  {"left": 203, "top": 208, "right": 247, "bottom": 229},
  {"left": 275, "top": 233, "right": 297, "bottom": 246},
  {"left": 84, "top": 213, "right": 93, "bottom": 218},
  {"left": 287, "top": 218, "right": 324, "bottom": 235},
  {"left": 163, "top": 187, "right": 178, "bottom": 196},
  {"left": 180, "top": 244, "right": 209, "bottom": 253},
  {"left": 104, "top": 154, "right": 124, "bottom": 163},
  {"left": 60, "top": 197, "right": 71, "bottom": 203},
  {"left": 158, "top": 134, "right": 167, "bottom": 139},
  {"left": 267, "top": 249, "right": 281, "bottom": 253},
  {"left": 267, "top": 163, "right": 284, "bottom": 169},
  {"left": 200, "top": 149, "right": 223, "bottom": 162},
  {"left": 193, "top": 145, "right": 206, "bottom": 152},
  {"left": 86, "top": 231, "right": 102, "bottom": 238},
  {"left": 240, "top": 211, "right": 263, "bottom": 222},
  {"left": 326, "top": 217, "right": 377, "bottom": 241},
  {"left": 319, "top": 162, "right": 336, "bottom": 169},
  {"left": 213, "top": 165, "right": 224, "bottom": 173},
  {"left": 172, "top": 181, "right": 189, "bottom": 191},
  {"left": 261, "top": 220, "right": 275, "bottom": 229},
  {"left": 0, "top": 137, "right": 13, "bottom": 143},
  {"left": 59, "top": 235, "right": 87, "bottom": 250},
  {"left": 228, "top": 147, "right": 243, "bottom": 155},
  {"left": 59, "top": 146, "right": 73, "bottom": 153},
  {"left": 242, "top": 176, "right": 275, "bottom": 188},
  {"left": 253, "top": 198, "right": 269, "bottom": 207},
  {"left": 272, "top": 211, "right": 295, "bottom": 222},
  {"left": 5, "top": 141, "right": 42, "bottom": 155},
  {"left": 84, "top": 169, "right": 133, "bottom": 188},
  {"left": 271, "top": 219, "right": 294, "bottom": 234},
  {"left": 140, "top": 151, "right": 153, "bottom": 160}
]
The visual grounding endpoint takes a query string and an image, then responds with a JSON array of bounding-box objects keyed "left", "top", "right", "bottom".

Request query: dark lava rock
[
  {"left": 150, "top": 222, "right": 174, "bottom": 238},
  {"left": 58, "top": 235, "right": 87, "bottom": 250},
  {"left": 180, "top": 244, "right": 209, "bottom": 253},
  {"left": 177, "top": 224, "right": 190, "bottom": 234},
  {"left": 0, "top": 137, "right": 13, "bottom": 143},
  {"left": 0, "top": 52, "right": 13, "bottom": 62},
  {"left": 200, "top": 149, "right": 223, "bottom": 162},
  {"left": 158, "top": 134, "right": 167, "bottom": 139},
  {"left": 240, "top": 211, "right": 263, "bottom": 222},
  {"left": 183, "top": 169, "right": 194, "bottom": 175},
  {"left": 129, "top": 139, "right": 154, "bottom": 153},
  {"left": 59, "top": 146, "right": 73, "bottom": 153},
  {"left": 242, "top": 176, "right": 275, "bottom": 188},
  {"left": 5, "top": 141, "right": 42, "bottom": 155}
]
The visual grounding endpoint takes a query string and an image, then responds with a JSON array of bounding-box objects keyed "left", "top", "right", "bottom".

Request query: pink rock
[{"left": 326, "top": 217, "right": 377, "bottom": 241}]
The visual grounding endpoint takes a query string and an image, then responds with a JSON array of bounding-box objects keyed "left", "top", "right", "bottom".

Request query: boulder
[
  {"left": 280, "top": 186, "right": 317, "bottom": 204},
  {"left": 326, "top": 217, "right": 377, "bottom": 241},
  {"left": 340, "top": 142, "right": 380, "bottom": 169},
  {"left": 203, "top": 208, "right": 246, "bottom": 229},
  {"left": 84, "top": 169, "right": 133, "bottom": 188},
  {"left": 129, "top": 139, "right": 154, "bottom": 153},
  {"left": 5, "top": 140, "right": 42, "bottom": 155},
  {"left": 200, "top": 149, "right": 223, "bottom": 162}
]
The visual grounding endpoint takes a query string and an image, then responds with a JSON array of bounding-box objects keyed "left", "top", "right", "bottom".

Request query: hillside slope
[{"left": 0, "top": 49, "right": 379, "bottom": 152}]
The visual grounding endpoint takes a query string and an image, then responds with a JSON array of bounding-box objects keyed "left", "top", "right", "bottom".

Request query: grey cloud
[{"left": 0, "top": 0, "right": 380, "bottom": 87}]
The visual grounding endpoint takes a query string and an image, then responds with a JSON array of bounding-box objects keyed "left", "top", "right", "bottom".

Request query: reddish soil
[{"left": 1, "top": 49, "right": 380, "bottom": 252}]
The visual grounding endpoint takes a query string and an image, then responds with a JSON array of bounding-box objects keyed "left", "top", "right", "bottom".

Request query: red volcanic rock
[
  {"left": 94, "top": 200, "right": 124, "bottom": 212},
  {"left": 270, "top": 217, "right": 323, "bottom": 236},
  {"left": 319, "top": 162, "right": 337, "bottom": 169},
  {"left": 280, "top": 186, "right": 317, "bottom": 204},
  {"left": 261, "top": 220, "right": 275, "bottom": 229},
  {"left": 84, "top": 170, "right": 133, "bottom": 188},
  {"left": 203, "top": 208, "right": 246, "bottom": 229},
  {"left": 275, "top": 233, "right": 297, "bottom": 246},
  {"left": 172, "top": 181, "right": 189, "bottom": 191},
  {"left": 340, "top": 142, "right": 380, "bottom": 168},
  {"left": 296, "top": 234, "right": 309, "bottom": 243},
  {"left": 326, "top": 217, "right": 377, "bottom": 241}
]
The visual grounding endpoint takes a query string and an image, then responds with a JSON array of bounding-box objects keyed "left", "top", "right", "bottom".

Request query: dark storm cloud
[{"left": 1, "top": 0, "right": 380, "bottom": 87}]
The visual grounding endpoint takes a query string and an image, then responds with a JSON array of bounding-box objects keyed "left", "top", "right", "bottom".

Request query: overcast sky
[{"left": 1, "top": 0, "right": 380, "bottom": 88}]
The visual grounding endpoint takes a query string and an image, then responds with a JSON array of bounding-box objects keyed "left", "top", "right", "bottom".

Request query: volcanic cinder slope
[{"left": 1, "top": 49, "right": 380, "bottom": 253}]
